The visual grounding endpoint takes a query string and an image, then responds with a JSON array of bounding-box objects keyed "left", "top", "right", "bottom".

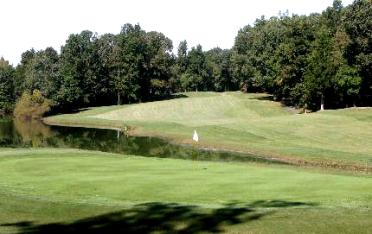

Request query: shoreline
[{"left": 43, "top": 117, "right": 372, "bottom": 174}]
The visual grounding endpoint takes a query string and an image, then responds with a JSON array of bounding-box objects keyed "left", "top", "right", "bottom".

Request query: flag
[{"left": 193, "top": 130, "right": 199, "bottom": 142}]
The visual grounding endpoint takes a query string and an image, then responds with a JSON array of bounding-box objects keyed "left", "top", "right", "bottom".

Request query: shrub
[{"left": 14, "top": 90, "right": 53, "bottom": 120}]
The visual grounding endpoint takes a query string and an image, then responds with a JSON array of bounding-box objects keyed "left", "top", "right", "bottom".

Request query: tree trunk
[
  {"left": 320, "top": 94, "right": 325, "bottom": 111},
  {"left": 117, "top": 92, "right": 121, "bottom": 105}
]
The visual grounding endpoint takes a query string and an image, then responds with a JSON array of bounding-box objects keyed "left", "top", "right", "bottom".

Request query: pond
[{"left": 0, "top": 118, "right": 287, "bottom": 165}]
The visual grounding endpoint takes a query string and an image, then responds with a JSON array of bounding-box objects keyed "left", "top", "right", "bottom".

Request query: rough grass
[
  {"left": 45, "top": 92, "right": 372, "bottom": 169},
  {"left": 0, "top": 149, "right": 371, "bottom": 233}
]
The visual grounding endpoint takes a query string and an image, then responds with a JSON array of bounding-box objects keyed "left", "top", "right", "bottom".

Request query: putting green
[
  {"left": 0, "top": 148, "right": 370, "bottom": 207},
  {"left": 0, "top": 148, "right": 371, "bottom": 233}
]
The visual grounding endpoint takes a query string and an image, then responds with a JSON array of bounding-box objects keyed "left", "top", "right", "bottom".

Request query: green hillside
[{"left": 45, "top": 92, "right": 372, "bottom": 169}]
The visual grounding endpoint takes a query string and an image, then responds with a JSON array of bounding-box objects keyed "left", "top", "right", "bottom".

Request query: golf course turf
[
  {"left": 0, "top": 148, "right": 371, "bottom": 233},
  {"left": 2, "top": 92, "right": 371, "bottom": 233}
]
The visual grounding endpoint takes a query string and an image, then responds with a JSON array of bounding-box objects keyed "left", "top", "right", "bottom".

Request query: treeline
[
  {"left": 0, "top": 24, "right": 236, "bottom": 116},
  {"left": 232, "top": 0, "right": 371, "bottom": 110},
  {"left": 0, "top": 0, "right": 371, "bottom": 116}
]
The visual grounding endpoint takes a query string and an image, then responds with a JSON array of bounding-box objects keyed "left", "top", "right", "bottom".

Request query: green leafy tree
[
  {"left": 336, "top": 65, "right": 361, "bottom": 106},
  {"left": 59, "top": 30, "right": 99, "bottom": 108},
  {"left": 231, "top": 24, "right": 259, "bottom": 92},
  {"left": 344, "top": 0, "right": 372, "bottom": 104},
  {"left": 205, "top": 48, "right": 234, "bottom": 91},
  {"left": 177, "top": 40, "right": 188, "bottom": 73},
  {"left": 0, "top": 58, "right": 15, "bottom": 113},
  {"left": 332, "top": 28, "right": 362, "bottom": 107},
  {"left": 179, "top": 72, "right": 193, "bottom": 92},
  {"left": 232, "top": 17, "right": 286, "bottom": 93},
  {"left": 185, "top": 45, "right": 210, "bottom": 91},
  {"left": 303, "top": 25, "right": 335, "bottom": 110},
  {"left": 301, "top": 0, "right": 363, "bottom": 110},
  {"left": 274, "top": 15, "right": 317, "bottom": 104},
  {"left": 114, "top": 24, "right": 145, "bottom": 103},
  {"left": 94, "top": 33, "right": 117, "bottom": 104},
  {"left": 144, "top": 31, "right": 174, "bottom": 99},
  {"left": 99, "top": 24, "right": 175, "bottom": 104},
  {"left": 23, "top": 47, "right": 60, "bottom": 102},
  {"left": 171, "top": 40, "right": 189, "bottom": 92},
  {"left": 14, "top": 49, "right": 36, "bottom": 99}
]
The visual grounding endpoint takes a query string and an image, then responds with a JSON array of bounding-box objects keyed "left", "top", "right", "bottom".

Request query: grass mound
[{"left": 45, "top": 92, "right": 372, "bottom": 168}]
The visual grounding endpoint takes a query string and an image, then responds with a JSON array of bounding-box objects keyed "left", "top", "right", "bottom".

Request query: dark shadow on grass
[
  {"left": 61, "top": 108, "right": 91, "bottom": 115},
  {"left": 2, "top": 200, "right": 316, "bottom": 234},
  {"left": 65, "top": 94, "right": 188, "bottom": 114},
  {"left": 248, "top": 94, "right": 291, "bottom": 107},
  {"left": 249, "top": 94, "right": 275, "bottom": 102},
  {"left": 160, "top": 93, "right": 188, "bottom": 101}
]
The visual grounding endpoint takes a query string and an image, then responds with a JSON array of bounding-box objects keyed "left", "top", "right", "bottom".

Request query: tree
[
  {"left": 0, "top": 58, "right": 15, "bottom": 113},
  {"left": 274, "top": 14, "right": 317, "bottom": 105},
  {"left": 97, "top": 24, "right": 175, "bottom": 105},
  {"left": 335, "top": 65, "right": 361, "bottom": 106},
  {"left": 177, "top": 40, "right": 188, "bottom": 73},
  {"left": 59, "top": 30, "right": 99, "bottom": 108},
  {"left": 179, "top": 72, "right": 193, "bottom": 92},
  {"left": 184, "top": 45, "right": 210, "bottom": 91},
  {"left": 303, "top": 25, "right": 335, "bottom": 110},
  {"left": 301, "top": 0, "right": 363, "bottom": 110},
  {"left": 205, "top": 48, "right": 234, "bottom": 91},
  {"left": 332, "top": 28, "right": 362, "bottom": 107},
  {"left": 23, "top": 47, "right": 60, "bottom": 102},
  {"left": 171, "top": 40, "right": 189, "bottom": 92},
  {"left": 90, "top": 33, "right": 117, "bottom": 105},
  {"left": 114, "top": 24, "right": 145, "bottom": 104},
  {"left": 14, "top": 49, "right": 36, "bottom": 99},
  {"left": 344, "top": 0, "right": 372, "bottom": 104},
  {"left": 231, "top": 24, "right": 260, "bottom": 92},
  {"left": 144, "top": 31, "right": 174, "bottom": 99},
  {"left": 323, "top": 0, "right": 343, "bottom": 33},
  {"left": 13, "top": 90, "right": 53, "bottom": 120}
]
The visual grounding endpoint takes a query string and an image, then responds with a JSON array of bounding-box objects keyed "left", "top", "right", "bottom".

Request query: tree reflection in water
[
  {"left": 0, "top": 118, "right": 289, "bottom": 165},
  {"left": 13, "top": 118, "right": 55, "bottom": 147}
]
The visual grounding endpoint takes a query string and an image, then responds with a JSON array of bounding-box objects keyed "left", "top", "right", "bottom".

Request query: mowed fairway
[
  {"left": 0, "top": 149, "right": 371, "bottom": 233},
  {"left": 45, "top": 92, "right": 372, "bottom": 168}
]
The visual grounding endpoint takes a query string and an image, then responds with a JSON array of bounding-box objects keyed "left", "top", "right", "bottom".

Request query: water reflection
[
  {"left": 0, "top": 118, "right": 288, "bottom": 165},
  {"left": 13, "top": 118, "right": 55, "bottom": 147}
]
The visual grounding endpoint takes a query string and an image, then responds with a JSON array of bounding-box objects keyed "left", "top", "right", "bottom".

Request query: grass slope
[
  {"left": 45, "top": 92, "right": 372, "bottom": 168},
  {"left": 0, "top": 149, "right": 371, "bottom": 233}
]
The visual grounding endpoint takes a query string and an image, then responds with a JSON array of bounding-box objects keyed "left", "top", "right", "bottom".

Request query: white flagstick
[
  {"left": 193, "top": 130, "right": 199, "bottom": 142},
  {"left": 192, "top": 130, "right": 199, "bottom": 166}
]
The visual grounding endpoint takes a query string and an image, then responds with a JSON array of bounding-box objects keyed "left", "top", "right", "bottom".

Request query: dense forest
[{"left": 0, "top": 0, "right": 370, "bottom": 116}]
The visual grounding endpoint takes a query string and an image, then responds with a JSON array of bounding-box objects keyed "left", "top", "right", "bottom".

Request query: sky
[{"left": 0, "top": 0, "right": 354, "bottom": 65}]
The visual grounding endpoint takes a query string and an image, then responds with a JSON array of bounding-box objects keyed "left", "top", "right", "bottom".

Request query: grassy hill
[
  {"left": 0, "top": 149, "right": 371, "bottom": 233},
  {"left": 45, "top": 92, "right": 372, "bottom": 169}
]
